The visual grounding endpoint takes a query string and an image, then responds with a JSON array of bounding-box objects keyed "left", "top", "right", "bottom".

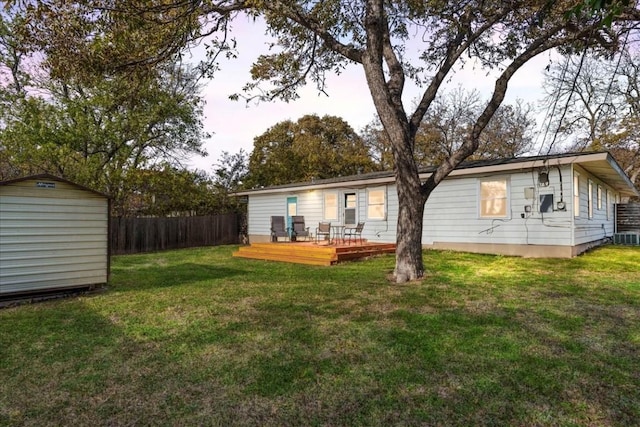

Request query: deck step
[
  {"left": 232, "top": 251, "right": 334, "bottom": 266},
  {"left": 336, "top": 248, "right": 396, "bottom": 262},
  {"left": 232, "top": 242, "right": 396, "bottom": 266}
]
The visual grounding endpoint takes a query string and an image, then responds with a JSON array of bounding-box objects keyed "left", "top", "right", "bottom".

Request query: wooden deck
[{"left": 232, "top": 240, "right": 396, "bottom": 266}]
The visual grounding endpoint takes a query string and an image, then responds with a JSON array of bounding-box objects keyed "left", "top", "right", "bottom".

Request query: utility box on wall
[{"left": 0, "top": 174, "right": 110, "bottom": 297}]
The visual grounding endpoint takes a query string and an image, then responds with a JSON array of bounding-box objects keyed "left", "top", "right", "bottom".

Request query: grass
[{"left": 1, "top": 245, "right": 639, "bottom": 426}]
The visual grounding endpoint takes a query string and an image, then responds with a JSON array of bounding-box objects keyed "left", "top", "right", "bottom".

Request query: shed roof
[
  {"left": 236, "top": 151, "right": 639, "bottom": 198},
  {"left": 0, "top": 174, "right": 110, "bottom": 198}
]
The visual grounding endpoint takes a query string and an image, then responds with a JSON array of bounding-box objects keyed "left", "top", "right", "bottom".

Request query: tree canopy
[
  {"left": 7, "top": 0, "right": 640, "bottom": 281},
  {"left": 245, "top": 114, "right": 376, "bottom": 188},
  {"left": 0, "top": 8, "right": 212, "bottom": 213},
  {"left": 362, "top": 91, "right": 537, "bottom": 171}
]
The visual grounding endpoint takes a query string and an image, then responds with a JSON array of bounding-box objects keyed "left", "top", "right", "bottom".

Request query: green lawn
[{"left": 1, "top": 245, "right": 639, "bottom": 426}]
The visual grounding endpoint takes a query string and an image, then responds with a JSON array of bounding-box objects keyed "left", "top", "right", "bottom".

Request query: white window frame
[
  {"left": 606, "top": 190, "right": 612, "bottom": 220},
  {"left": 366, "top": 187, "right": 386, "bottom": 220},
  {"left": 573, "top": 172, "right": 580, "bottom": 217},
  {"left": 478, "top": 178, "right": 510, "bottom": 219},
  {"left": 597, "top": 185, "right": 602, "bottom": 210},
  {"left": 344, "top": 192, "right": 357, "bottom": 224},
  {"left": 323, "top": 192, "right": 338, "bottom": 221},
  {"left": 588, "top": 180, "right": 593, "bottom": 219}
]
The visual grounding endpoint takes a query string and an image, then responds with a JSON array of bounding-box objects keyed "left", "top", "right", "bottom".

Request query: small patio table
[{"left": 330, "top": 225, "right": 345, "bottom": 244}]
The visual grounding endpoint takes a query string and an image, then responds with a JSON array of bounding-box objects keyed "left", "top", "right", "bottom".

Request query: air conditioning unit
[{"left": 613, "top": 233, "right": 640, "bottom": 246}]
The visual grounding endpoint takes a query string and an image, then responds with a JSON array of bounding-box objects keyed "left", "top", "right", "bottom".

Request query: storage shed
[{"left": 0, "top": 174, "right": 110, "bottom": 297}]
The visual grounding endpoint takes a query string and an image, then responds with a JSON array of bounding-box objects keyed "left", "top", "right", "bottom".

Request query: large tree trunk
[
  {"left": 360, "top": 0, "right": 429, "bottom": 283},
  {"left": 394, "top": 174, "right": 426, "bottom": 282},
  {"left": 374, "top": 109, "right": 428, "bottom": 283},
  {"left": 389, "top": 124, "right": 428, "bottom": 283}
]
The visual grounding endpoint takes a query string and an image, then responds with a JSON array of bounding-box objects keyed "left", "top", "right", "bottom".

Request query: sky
[{"left": 186, "top": 17, "right": 554, "bottom": 172}]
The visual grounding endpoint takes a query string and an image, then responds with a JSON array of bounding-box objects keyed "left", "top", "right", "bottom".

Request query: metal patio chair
[
  {"left": 291, "top": 215, "right": 311, "bottom": 241},
  {"left": 344, "top": 222, "right": 365, "bottom": 245},
  {"left": 270, "top": 216, "right": 289, "bottom": 242},
  {"left": 315, "top": 222, "right": 331, "bottom": 244}
]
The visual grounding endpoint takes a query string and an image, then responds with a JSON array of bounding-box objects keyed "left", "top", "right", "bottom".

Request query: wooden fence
[
  {"left": 110, "top": 213, "right": 241, "bottom": 255},
  {"left": 616, "top": 203, "right": 640, "bottom": 233}
]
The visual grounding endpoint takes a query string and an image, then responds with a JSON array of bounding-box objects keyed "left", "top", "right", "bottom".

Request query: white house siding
[
  {"left": 247, "top": 193, "right": 288, "bottom": 241},
  {"left": 372, "top": 185, "right": 397, "bottom": 242},
  {"left": 247, "top": 187, "right": 398, "bottom": 243},
  {"left": 420, "top": 169, "right": 570, "bottom": 249},
  {"left": 241, "top": 152, "right": 637, "bottom": 257},
  {"left": 572, "top": 165, "right": 618, "bottom": 247},
  {"left": 0, "top": 177, "right": 109, "bottom": 295},
  {"left": 247, "top": 191, "right": 323, "bottom": 242},
  {"left": 248, "top": 169, "right": 583, "bottom": 250}
]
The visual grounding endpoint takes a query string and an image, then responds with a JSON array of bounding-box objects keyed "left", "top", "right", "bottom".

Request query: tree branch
[
  {"left": 422, "top": 22, "right": 604, "bottom": 194},
  {"left": 409, "top": 6, "right": 509, "bottom": 138}
]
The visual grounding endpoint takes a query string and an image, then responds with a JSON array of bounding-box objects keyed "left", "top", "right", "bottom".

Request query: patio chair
[
  {"left": 316, "top": 222, "right": 331, "bottom": 244},
  {"left": 291, "top": 215, "right": 311, "bottom": 241},
  {"left": 344, "top": 222, "right": 365, "bottom": 245},
  {"left": 270, "top": 216, "right": 289, "bottom": 242}
]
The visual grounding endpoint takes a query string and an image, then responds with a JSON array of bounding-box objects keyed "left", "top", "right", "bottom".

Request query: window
[
  {"left": 323, "top": 192, "right": 338, "bottom": 220},
  {"left": 573, "top": 173, "right": 580, "bottom": 217},
  {"left": 479, "top": 179, "right": 508, "bottom": 218},
  {"left": 606, "top": 190, "right": 611, "bottom": 220},
  {"left": 597, "top": 185, "right": 602, "bottom": 210},
  {"left": 588, "top": 180, "right": 593, "bottom": 219},
  {"left": 367, "top": 188, "right": 385, "bottom": 220}
]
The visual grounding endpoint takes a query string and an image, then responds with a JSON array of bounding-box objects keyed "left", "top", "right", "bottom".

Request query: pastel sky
[{"left": 187, "top": 17, "right": 554, "bottom": 172}]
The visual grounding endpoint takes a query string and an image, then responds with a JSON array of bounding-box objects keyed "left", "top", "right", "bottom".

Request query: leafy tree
[
  {"left": 476, "top": 100, "right": 537, "bottom": 160},
  {"left": 118, "top": 159, "right": 249, "bottom": 217},
  {"left": 246, "top": 114, "right": 376, "bottom": 188},
  {"left": 12, "top": 0, "right": 640, "bottom": 282},
  {"left": 0, "top": 10, "right": 210, "bottom": 210},
  {"left": 211, "top": 149, "right": 250, "bottom": 213},
  {"left": 122, "top": 166, "right": 219, "bottom": 217},
  {"left": 0, "top": 64, "right": 208, "bottom": 210},
  {"left": 213, "top": 149, "right": 248, "bottom": 191},
  {"left": 360, "top": 118, "right": 393, "bottom": 171}
]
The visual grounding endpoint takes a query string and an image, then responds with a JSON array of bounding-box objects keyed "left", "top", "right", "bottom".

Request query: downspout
[{"left": 570, "top": 164, "right": 576, "bottom": 248}]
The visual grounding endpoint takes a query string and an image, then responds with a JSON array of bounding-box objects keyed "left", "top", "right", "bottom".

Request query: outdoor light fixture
[{"left": 538, "top": 170, "right": 549, "bottom": 186}]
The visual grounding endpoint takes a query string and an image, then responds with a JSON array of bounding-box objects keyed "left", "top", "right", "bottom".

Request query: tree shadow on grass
[
  {"left": 1, "top": 302, "right": 141, "bottom": 425},
  {"left": 1, "top": 297, "right": 254, "bottom": 426},
  {"left": 109, "top": 262, "right": 245, "bottom": 292}
]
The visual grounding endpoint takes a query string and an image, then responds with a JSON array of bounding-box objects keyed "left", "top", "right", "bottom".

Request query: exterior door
[
  {"left": 286, "top": 196, "right": 297, "bottom": 235},
  {"left": 344, "top": 192, "right": 357, "bottom": 225}
]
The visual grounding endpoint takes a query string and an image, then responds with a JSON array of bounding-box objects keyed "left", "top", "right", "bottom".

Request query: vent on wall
[{"left": 613, "top": 233, "right": 640, "bottom": 246}]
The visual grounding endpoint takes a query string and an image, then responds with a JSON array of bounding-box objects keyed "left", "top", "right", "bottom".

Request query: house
[
  {"left": 235, "top": 151, "right": 639, "bottom": 258},
  {"left": 0, "top": 174, "right": 110, "bottom": 297}
]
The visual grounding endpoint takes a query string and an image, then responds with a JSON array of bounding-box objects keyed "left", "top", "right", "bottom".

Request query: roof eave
[
  {"left": 0, "top": 173, "right": 111, "bottom": 198},
  {"left": 235, "top": 151, "right": 638, "bottom": 197}
]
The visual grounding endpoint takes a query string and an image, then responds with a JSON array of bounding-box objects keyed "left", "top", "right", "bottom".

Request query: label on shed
[{"left": 36, "top": 181, "right": 56, "bottom": 189}]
